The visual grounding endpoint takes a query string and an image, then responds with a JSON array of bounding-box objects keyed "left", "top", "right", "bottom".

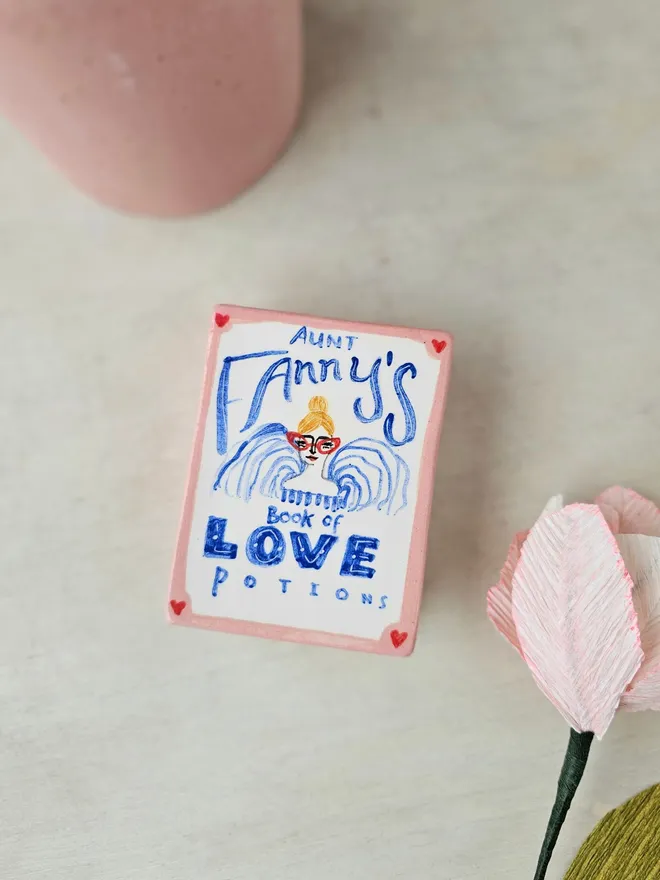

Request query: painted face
[{"left": 286, "top": 431, "right": 341, "bottom": 465}]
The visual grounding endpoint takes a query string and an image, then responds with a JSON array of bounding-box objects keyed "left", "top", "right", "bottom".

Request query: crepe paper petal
[
  {"left": 617, "top": 534, "right": 660, "bottom": 631},
  {"left": 564, "top": 783, "right": 660, "bottom": 879},
  {"left": 617, "top": 533, "right": 660, "bottom": 711},
  {"left": 487, "top": 531, "right": 528, "bottom": 654},
  {"left": 512, "top": 503, "right": 643, "bottom": 738},
  {"left": 595, "top": 486, "right": 660, "bottom": 536},
  {"left": 541, "top": 494, "right": 564, "bottom": 516},
  {"left": 595, "top": 501, "right": 620, "bottom": 533},
  {"left": 487, "top": 498, "right": 564, "bottom": 653},
  {"left": 626, "top": 634, "right": 660, "bottom": 712}
]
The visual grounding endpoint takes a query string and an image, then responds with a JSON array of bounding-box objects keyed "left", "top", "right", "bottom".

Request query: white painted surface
[{"left": 2, "top": 2, "right": 660, "bottom": 877}]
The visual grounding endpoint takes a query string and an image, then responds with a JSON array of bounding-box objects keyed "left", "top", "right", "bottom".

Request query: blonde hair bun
[
  {"left": 308, "top": 395, "right": 328, "bottom": 414},
  {"left": 297, "top": 395, "right": 335, "bottom": 436}
]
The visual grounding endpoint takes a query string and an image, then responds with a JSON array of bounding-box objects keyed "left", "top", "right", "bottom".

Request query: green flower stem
[{"left": 533, "top": 728, "right": 595, "bottom": 880}]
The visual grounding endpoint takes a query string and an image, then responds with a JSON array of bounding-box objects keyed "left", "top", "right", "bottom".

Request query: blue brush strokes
[
  {"left": 214, "top": 422, "right": 410, "bottom": 515},
  {"left": 327, "top": 438, "right": 409, "bottom": 515},
  {"left": 213, "top": 423, "right": 300, "bottom": 498}
]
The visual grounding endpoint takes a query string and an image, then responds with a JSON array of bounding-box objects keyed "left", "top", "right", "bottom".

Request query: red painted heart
[
  {"left": 431, "top": 338, "right": 446, "bottom": 354},
  {"left": 170, "top": 599, "right": 186, "bottom": 616},
  {"left": 215, "top": 313, "right": 230, "bottom": 328},
  {"left": 390, "top": 629, "right": 408, "bottom": 648}
]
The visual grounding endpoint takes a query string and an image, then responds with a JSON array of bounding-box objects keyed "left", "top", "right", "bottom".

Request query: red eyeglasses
[{"left": 286, "top": 432, "right": 341, "bottom": 455}]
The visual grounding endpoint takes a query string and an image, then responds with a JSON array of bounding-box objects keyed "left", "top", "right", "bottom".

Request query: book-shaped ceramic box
[{"left": 169, "top": 306, "right": 452, "bottom": 655}]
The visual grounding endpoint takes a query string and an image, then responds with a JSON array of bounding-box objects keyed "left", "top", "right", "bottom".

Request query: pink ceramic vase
[{"left": 0, "top": 0, "right": 302, "bottom": 215}]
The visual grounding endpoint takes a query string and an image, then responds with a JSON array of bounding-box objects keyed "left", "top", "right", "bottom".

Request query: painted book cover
[{"left": 169, "top": 306, "right": 452, "bottom": 655}]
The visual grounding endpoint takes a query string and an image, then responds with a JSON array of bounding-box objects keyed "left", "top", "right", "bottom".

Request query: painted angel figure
[{"left": 214, "top": 396, "right": 410, "bottom": 515}]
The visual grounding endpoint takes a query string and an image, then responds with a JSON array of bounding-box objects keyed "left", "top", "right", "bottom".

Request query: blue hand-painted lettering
[
  {"left": 289, "top": 326, "right": 307, "bottom": 345},
  {"left": 289, "top": 327, "right": 357, "bottom": 351},
  {"left": 267, "top": 505, "right": 314, "bottom": 528},
  {"left": 204, "top": 517, "right": 238, "bottom": 559},
  {"left": 318, "top": 358, "right": 341, "bottom": 382},
  {"left": 241, "top": 357, "right": 292, "bottom": 435},
  {"left": 294, "top": 360, "right": 318, "bottom": 385},
  {"left": 245, "top": 526, "right": 286, "bottom": 566},
  {"left": 384, "top": 362, "right": 417, "bottom": 446},
  {"left": 212, "top": 566, "right": 229, "bottom": 596},
  {"left": 205, "top": 568, "right": 392, "bottom": 611},
  {"left": 289, "top": 532, "right": 338, "bottom": 570},
  {"left": 216, "top": 349, "right": 287, "bottom": 454},
  {"left": 340, "top": 534, "right": 380, "bottom": 578},
  {"left": 217, "top": 345, "right": 421, "bottom": 457},
  {"left": 350, "top": 356, "right": 383, "bottom": 424}
]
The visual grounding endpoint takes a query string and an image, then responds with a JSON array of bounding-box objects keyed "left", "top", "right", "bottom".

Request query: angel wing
[
  {"left": 213, "top": 423, "right": 302, "bottom": 501},
  {"left": 328, "top": 437, "right": 410, "bottom": 515}
]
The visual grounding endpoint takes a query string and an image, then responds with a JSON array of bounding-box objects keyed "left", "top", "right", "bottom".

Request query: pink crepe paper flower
[{"left": 487, "top": 487, "right": 660, "bottom": 880}]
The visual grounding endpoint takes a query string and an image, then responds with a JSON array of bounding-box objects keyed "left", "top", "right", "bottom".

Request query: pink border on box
[{"left": 169, "top": 305, "right": 453, "bottom": 656}]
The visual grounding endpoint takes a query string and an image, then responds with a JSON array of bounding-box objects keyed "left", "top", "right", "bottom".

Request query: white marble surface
[{"left": 2, "top": 2, "right": 660, "bottom": 878}]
